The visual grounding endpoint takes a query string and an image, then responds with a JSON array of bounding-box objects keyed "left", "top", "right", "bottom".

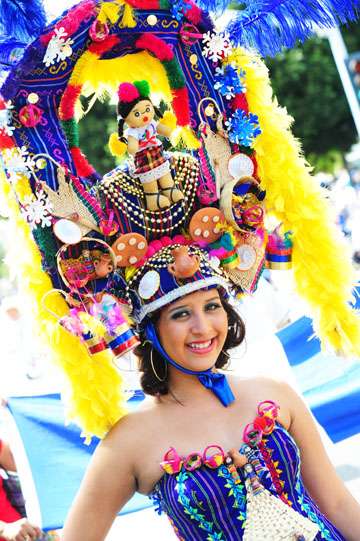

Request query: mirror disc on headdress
[
  {"left": 138, "top": 270, "right": 160, "bottom": 299},
  {"left": 237, "top": 245, "right": 256, "bottom": 271},
  {"left": 228, "top": 153, "right": 254, "bottom": 179}
]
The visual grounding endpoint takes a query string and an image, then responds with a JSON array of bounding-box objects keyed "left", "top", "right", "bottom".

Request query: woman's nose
[{"left": 191, "top": 311, "right": 210, "bottom": 334}]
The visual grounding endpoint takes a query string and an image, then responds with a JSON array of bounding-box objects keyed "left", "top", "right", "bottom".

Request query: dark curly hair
[{"left": 134, "top": 293, "right": 246, "bottom": 396}]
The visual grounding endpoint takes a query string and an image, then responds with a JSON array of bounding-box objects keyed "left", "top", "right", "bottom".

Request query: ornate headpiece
[{"left": 1, "top": 0, "right": 359, "bottom": 439}]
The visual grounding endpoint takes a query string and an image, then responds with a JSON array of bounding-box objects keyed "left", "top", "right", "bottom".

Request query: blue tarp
[
  {"left": 277, "top": 316, "right": 360, "bottom": 443},
  {"left": 7, "top": 391, "right": 151, "bottom": 531}
]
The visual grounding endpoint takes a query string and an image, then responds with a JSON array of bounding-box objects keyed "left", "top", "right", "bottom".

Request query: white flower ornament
[
  {"left": 202, "top": 30, "right": 232, "bottom": 63},
  {"left": 20, "top": 190, "right": 54, "bottom": 230},
  {"left": 43, "top": 27, "right": 74, "bottom": 67}
]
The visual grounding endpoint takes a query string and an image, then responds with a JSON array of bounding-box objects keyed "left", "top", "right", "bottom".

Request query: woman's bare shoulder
[
  {"left": 104, "top": 395, "right": 160, "bottom": 445},
  {"left": 226, "top": 373, "right": 295, "bottom": 429}
]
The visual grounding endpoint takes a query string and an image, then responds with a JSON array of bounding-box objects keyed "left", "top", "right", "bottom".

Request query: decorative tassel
[
  {"left": 120, "top": 3, "right": 137, "bottom": 28},
  {"left": 0, "top": 0, "right": 47, "bottom": 42},
  {"left": 98, "top": 1, "right": 122, "bottom": 23},
  {"left": 225, "top": 0, "right": 359, "bottom": 57},
  {"left": 158, "top": 111, "right": 177, "bottom": 131}
]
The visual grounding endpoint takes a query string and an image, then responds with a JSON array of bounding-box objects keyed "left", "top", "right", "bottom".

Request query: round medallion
[
  {"left": 189, "top": 208, "right": 224, "bottom": 244},
  {"left": 147, "top": 15, "right": 158, "bottom": 26},
  {"left": 36, "top": 158, "right": 47, "bottom": 169},
  {"left": 27, "top": 93, "right": 39, "bottom": 104},
  {"left": 138, "top": 270, "right": 160, "bottom": 299},
  {"left": 237, "top": 244, "right": 256, "bottom": 271}
]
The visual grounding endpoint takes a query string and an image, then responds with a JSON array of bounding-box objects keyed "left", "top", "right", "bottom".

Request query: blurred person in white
[{"left": 0, "top": 296, "right": 44, "bottom": 392}]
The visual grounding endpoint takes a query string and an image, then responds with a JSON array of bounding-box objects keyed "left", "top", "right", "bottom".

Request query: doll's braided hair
[{"left": 117, "top": 80, "right": 163, "bottom": 142}]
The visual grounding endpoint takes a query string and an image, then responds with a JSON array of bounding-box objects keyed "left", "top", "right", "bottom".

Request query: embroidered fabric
[{"left": 150, "top": 426, "right": 345, "bottom": 541}]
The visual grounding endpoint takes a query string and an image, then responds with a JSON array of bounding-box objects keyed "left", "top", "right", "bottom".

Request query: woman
[
  {"left": 61, "top": 247, "right": 360, "bottom": 540},
  {"left": 0, "top": 438, "right": 43, "bottom": 541}
]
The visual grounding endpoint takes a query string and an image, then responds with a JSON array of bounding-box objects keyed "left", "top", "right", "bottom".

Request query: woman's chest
[{"left": 135, "top": 405, "right": 285, "bottom": 495}]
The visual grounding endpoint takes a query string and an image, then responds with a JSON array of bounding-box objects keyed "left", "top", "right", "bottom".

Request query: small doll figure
[{"left": 113, "top": 80, "right": 184, "bottom": 211}]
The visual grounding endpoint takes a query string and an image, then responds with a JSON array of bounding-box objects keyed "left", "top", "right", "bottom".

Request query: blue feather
[
  {"left": 225, "top": 0, "right": 359, "bottom": 57},
  {"left": 0, "top": 38, "right": 26, "bottom": 72},
  {"left": 0, "top": 0, "right": 47, "bottom": 42},
  {"left": 194, "top": 0, "right": 359, "bottom": 56}
]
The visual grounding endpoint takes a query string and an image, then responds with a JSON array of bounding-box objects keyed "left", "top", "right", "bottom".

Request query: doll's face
[{"left": 125, "top": 99, "right": 155, "bottom": 128}]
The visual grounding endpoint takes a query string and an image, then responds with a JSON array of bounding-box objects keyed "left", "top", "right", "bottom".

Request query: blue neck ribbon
[{"left": 145, "top": 322, "right": 235, "bottom": 407}]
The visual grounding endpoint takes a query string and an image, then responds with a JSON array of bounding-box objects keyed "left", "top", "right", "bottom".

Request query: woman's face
[
  {"left": 157, "top": 289, "right": 228, "bottom": 372},
  {"left": 125, "top": 99, "right": 154, "bottom": 128}
]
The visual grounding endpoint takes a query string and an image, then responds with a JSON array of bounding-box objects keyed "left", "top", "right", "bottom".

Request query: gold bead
[
  {"left": 28, "top": 92, "right": 39, "bottom": 104},
  {"left": 147, "top": 14, "right": 158, "bottom": 25}
]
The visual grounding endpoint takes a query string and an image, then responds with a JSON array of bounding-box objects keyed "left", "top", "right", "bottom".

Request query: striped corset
[{"left": 149, "top": 425, "right": 345, "bottom": 541}]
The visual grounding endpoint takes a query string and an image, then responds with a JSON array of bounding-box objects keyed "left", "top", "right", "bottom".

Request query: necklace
[{"left": 98, "top": 153, "right": 199, "bottom": 234}]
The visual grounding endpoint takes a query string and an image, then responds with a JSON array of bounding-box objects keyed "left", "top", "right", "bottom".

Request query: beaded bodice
[{"left": 150, "top": 421, "right": 345, "bottom": 540}]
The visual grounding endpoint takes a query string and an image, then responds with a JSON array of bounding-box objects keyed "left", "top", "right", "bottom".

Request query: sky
[{"left": 44, "top": 0, "right": 76, "bottom": 21}]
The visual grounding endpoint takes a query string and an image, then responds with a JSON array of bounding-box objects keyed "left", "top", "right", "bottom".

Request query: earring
[
  {"left": 221, "top": 349, "right": 230, "bottom": 359},
  {"left": 150, "top": 348, "right": 168, "bottom": 382}
]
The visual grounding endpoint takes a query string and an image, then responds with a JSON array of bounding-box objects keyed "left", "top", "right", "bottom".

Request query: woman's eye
[
  {"left": 171, "top": 310, "right": 189, "bottom": 320},
  {"left": 205, "top": 302, "right": 221, "bottom": 311},
  {"left": 134, "top": 112, "right": 140, "bottom": 117},
  {"left": 146, "top": 107, "right": 151, "bottom": 112}
]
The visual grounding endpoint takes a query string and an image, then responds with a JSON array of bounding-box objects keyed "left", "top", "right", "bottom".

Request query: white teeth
[{"left": 187, "top": 340, "right": 212, "bottom": 350}]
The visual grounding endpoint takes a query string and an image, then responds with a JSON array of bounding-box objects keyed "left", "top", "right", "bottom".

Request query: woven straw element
[
  {"left": 199, "top": 123, "right": 232, "bottom": 189},
  {"left": 228, "top": 233, "right": 265, "bottom": 293},
  {"left": 198, "top": 98, "right": 233, "bottom": 192},
  {"left": 41, "top": 167, "right": 98, "bottom": 235},
  {"left": 243, "top": 480, "right": 320, "bottom": 541}
]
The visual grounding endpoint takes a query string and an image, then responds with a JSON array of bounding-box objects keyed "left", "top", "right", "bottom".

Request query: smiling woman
[
  {"left": 136, "top": 289, "right": 245, "bottom": 396},
  {"left": 62, "top": 245, "right": 360, "bottom": 541}
]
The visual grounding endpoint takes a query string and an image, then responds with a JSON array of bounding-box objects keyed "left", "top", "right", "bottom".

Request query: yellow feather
[
  {"left": 171, "top": 126, "right": 201, "bottom": 150},
  {"left": 225, "top": 49, "right": 360, "bottom": 356},
  {"left": 0, "top": 170, "right": 129, "bottom": 441}
]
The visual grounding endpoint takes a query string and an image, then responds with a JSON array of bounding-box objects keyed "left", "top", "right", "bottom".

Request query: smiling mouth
[{"left": 186, "top": 338, "right": 216, "bottom": 353}]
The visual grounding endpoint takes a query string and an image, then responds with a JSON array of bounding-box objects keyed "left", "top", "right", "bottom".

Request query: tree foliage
[{"left": 266, "top": 22, "right": 360, "bottom": 172}]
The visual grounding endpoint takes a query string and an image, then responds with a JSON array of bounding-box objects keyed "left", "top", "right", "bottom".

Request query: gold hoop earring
[
  {"left": 221, "top": 349, "right": 230, "bottom": 359},
  {"left": 150, "top": 348, "right": 168, "bottom": 382}
]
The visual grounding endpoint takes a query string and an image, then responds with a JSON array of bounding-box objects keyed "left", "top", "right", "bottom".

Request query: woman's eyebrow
[
  {"left": 168, "top": 304, "right": 188, "bottom": 314},
  {"left": 167, "top": 296, "right": 219, "bottom": 314}
]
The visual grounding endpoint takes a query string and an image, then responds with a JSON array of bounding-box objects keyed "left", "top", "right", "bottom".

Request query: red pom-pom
[
  {"left": 173, "top": 235, "right": 186, "bottom": 245},
  {"left": 146, "top": 246, "right": 156, "bottom": 258},
  {"left": 118, "top": 82, "right": 139, "bottom": 102},
  {"left": 254, "top": 416, "right": 267, "bottom": 431},
  {"left": 161, "top": 236, "right": 172, "bottom": 246},
  {"left": 149, "top": 240, "right": 162, "bottom": 251}
]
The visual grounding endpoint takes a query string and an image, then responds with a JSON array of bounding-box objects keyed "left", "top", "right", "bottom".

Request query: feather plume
[
  {"left": 227, "top": 48, "right": 360, "bottom": 355},
  {"left": 225, "top": 0, "right": 359, "bottom": 57},
  {"left": 0, "top": 0, "right": 47, "bottom": 42},
  {"left": 0, "top": 38, "right": 26, "bottom": 71}
]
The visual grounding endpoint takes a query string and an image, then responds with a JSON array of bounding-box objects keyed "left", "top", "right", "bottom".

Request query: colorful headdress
[{"left": 1, "top": 0, "right": 359, "bottom": 440}]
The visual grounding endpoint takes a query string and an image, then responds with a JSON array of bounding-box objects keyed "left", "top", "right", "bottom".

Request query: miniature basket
[
  {"left": 56, "top": 237, "right": 117, "bottom": 290},
  {"left": 220, "top": 176, "right": 265, "bottom": 234}
]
